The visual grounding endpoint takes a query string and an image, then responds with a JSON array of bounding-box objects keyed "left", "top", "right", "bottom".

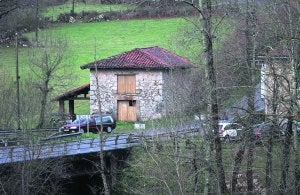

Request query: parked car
[
  {"left": 218, "top": 122, "right": 243, "bottom": 142},
  {"left": 252, "top": 123, "right": 283, "bottom": 140},
  {"left": 49, "top": 113, "right": 72, "bottom": 128},
  {"left": 280, "top": 121, "right": 300, "bottom": 136},
  {"left": 60, "top": 114, "right": 116, "bottom": 134}
]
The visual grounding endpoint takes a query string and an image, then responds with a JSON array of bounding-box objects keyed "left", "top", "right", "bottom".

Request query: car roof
[
  {"left": 91, "top": 114, "right": 112, "bottom": 117},
  {"left": 218, "top": 122, "right": 238, "bottom": 125}
]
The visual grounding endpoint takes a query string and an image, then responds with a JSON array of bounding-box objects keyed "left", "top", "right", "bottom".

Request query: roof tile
[{"left": 81, "top": 46, "right": 196, "bottom": 70}]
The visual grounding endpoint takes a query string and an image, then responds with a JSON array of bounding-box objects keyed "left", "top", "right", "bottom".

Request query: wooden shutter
[
  {"left": 126, "top": 75, "right": 136, "bottom": 94},
  {"left": 118, "top": 75, "right": 136, "bottom": 94},
  {"left": 117, "top": 75, "right": 126, "bottom": 94}
]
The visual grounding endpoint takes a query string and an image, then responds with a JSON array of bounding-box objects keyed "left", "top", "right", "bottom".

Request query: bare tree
[
  {"left": 0, "top": 0, "right": 19, "bottom": 19},
  {"left": 29, "top": 35, "right": 67, "bottom": 129},
  {"left": 92, "top": 38, "right": 110, "bottom": 194},
  {"left": 260, "top": 1, "right": 300, "bottom": 193},
  {"left": 244, "top": 1, "right": 258, "bottom": 193},
  {"left": 200, "top": 0, "right": 227, "bottom": 193},
  {"left": 71, "top": 0, "right": 76, "bottom": 16}
]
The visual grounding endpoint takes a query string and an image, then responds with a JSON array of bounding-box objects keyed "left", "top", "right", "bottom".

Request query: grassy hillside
[
  {"left": 0, "top": 18, "right": 192, "bottom": 114},
  {"left": 42, "top": 2, "right": 134, "bottom": 20},
  {"left": 0, "top": 17, "right": 232, "bottom": 114},
  {"left": 31, "top": 18, "right": 191, "bottom": 82}
]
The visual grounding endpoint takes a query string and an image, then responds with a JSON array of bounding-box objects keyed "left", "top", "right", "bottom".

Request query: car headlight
[{"left": 70, "top": 126, "right": 77, "bottom": 129}]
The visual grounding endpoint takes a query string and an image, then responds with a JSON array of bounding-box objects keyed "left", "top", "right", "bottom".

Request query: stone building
[
  {"left": 80, "top": 46, "right": 195, "bottom": 121},
  {"left": 223, "top": 48, "right": 295, "bottom": 123}
]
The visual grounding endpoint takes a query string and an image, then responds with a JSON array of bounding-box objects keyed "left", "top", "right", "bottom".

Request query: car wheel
[
  {"left": 107, "top": 126, "right": 112, "bottom": 133},
  {"left": 224, "top": 135, "right": 230, "bottom": 143}
]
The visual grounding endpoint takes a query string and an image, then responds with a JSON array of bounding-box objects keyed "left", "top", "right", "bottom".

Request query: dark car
[
  {"left": 60, "top": 114, "right": 116, "bottom": 134},
  {"left": 252, "top": 123, "right": 282, "bottom": 140},
  {"left": 280, "top": 121, "right": 300, "bottom": 136}
]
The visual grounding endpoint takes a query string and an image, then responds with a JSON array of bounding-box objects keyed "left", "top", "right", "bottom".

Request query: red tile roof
[
  {"left": 54, "top": 83, "right": 90, "bottom": 101},
  {"left": 81, "top": 46, "right": 196, "bottom": 70}
]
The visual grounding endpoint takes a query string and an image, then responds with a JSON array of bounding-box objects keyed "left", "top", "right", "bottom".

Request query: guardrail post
[
  {"left": 115, "top": 135, "right": 119, "bottom": 145},
  {"left": 64, "top": 142, "right": 67, "bottom": 154},
  {"left": 10, "top": 147, "right": 13, "bottom": 162},
  {"left": 127, "top": 134, "right": 132, "bottom": 143},
  {"left": 77, "top": 139, "right": 81, "bottom": 150},
  {"left": 139, "top": 132, "right": 144, "bottom": 144},
  {"left": 102, "top": 137, "right": 105, "bottom": 147},
  {"left": 90, "top": 138, "right": 94, "bottom": 148}
]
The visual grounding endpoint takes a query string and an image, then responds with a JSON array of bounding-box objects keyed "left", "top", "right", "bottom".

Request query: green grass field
[
  {"left": 0, "top": 18, "right": 195, "bottom": 114},
  {"left": 42, "top": 2, "right": 134, "bottom": 20}
]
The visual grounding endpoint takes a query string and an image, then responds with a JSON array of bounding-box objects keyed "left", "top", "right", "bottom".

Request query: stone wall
[
  {"left": 261, "top": 60, "right": 293, "bottom": 119},
  {"left": 90, "top": 69, "right": 165, "bottom": 121},
  {"left": 162, "top": 69, "right": 192, "bottom": 116}
]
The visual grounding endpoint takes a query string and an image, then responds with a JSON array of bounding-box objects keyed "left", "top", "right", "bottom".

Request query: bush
[{"left": 56, "top": 4, "right": 197, "bottom": 23}]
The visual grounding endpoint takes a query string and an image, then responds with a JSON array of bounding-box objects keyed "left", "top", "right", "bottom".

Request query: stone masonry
[{"left": 90, "top": 69, "right": 165, "bottom": 121}]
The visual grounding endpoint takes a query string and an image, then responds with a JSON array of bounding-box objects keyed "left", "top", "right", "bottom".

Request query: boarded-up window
[{"left": 117, "top": 75, "right": 136, "bottom": 94}]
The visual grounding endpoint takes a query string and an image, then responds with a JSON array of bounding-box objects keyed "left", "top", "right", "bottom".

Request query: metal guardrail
[
  {"left": 0, "top": 129, "right": 59, "bottom": 147},
  {"left": 0, "top": 134, "right": 137, "bottom": 165},
  {"left": 0, "top": 128, "right": 58, "bottom": 134},
  {"left": 0, "top": 125, "right": 203, "bottom": 165}
]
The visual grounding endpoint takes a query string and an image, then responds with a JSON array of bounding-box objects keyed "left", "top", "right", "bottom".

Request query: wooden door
[
  {"left": 117, "top": 100, "right": 137, "bottom": 122},
  {"left": 127, "top": 103, "right": 137, "bottom": 122},
  {"left": 118, "top": 101, "right": 128, "bottom": 121}
]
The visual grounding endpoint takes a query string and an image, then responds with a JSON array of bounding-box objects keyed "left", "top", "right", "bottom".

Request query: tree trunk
[
  {"left": 202, "top": 0, "right": 227, "bottom": 193},
  {"left": 280, "top": 2, "right": 300, "bottom": 193},
  {"left": 265, "top": 125, "right": 274, "bottom": 195},
  {"left": 245, "top": 1, "right": 257, "bottom": 193},
  {"left": 37, "top": 81, "right": 49, "bottom": 129},
  {"left": 294, "top": 42, "right": 300, "bottom": 195},
  {"left": 203, "top": 139, "right": 213, "bottom": 195},
  {"left": 71, "top": 0, "right": 75, "bottom": 16},
  {"left": 94, "top": 39, "right": 110, "bottom": 195},
  {"left": 246, "top": 142, "right": 255, "bottom": 194},
  {"left": 265, "top": 61, "right": 278, "bottom": 195},
  {"left": 231, "top": 141, "right": 246, "bottom": 194},
  {"left": 280, "top": 118, "right": 293, "bottom": 193},
  {"left": 35, "top": 0, "right": 39, "bottom": 43},
  {"left": 192, "top": 143, "right": 199, "bottom": 195}
]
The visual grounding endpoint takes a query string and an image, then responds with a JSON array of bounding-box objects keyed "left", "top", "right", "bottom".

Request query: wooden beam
[
  {"left": 59, "top": 100, "right": 65, "bottom": 113},
  {"left": 69, "top": 100, "right": 75, "bottom": 120},
  {"left": 66, "top": 97, "right": 90, "bottom": 100}
]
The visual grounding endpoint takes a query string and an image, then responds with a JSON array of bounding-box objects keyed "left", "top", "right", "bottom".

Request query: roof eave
[{"left": 87, "top": 65, "right": 195, "bottom": 71}]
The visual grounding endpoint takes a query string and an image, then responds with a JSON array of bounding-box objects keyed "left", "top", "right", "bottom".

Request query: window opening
[{"left": 129, "top": 100, "right": 136, "bottom": 107}]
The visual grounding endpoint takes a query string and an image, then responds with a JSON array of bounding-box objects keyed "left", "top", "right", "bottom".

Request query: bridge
[{"left": 0, "top": 121, "right": 202, "bottom": 165}]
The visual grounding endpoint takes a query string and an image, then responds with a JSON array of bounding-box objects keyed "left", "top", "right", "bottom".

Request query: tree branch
[{"left": 182, "top": 1, "right": 206, "bottom": 20}]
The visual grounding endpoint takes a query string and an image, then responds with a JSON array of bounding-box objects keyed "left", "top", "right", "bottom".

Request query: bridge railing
[
  {"left": 0, "top": 129, "right": 58, "bottom": 147},
  {"left": 0, "top": 125, "right": 202, "bottom": 164}
]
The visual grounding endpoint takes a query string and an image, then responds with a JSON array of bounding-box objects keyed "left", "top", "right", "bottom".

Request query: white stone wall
[
  {"left": 162, "top": 69, "right": 192, "bottom": 115},
  {"left": 90, "top": 69, "right": 165, "bottom": 121},
  {"left": 90, "top": 70, "right": 117, "bottom": 115},
  {"left": 136, "top": 71, "right": 164, "bottom": 120}
]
